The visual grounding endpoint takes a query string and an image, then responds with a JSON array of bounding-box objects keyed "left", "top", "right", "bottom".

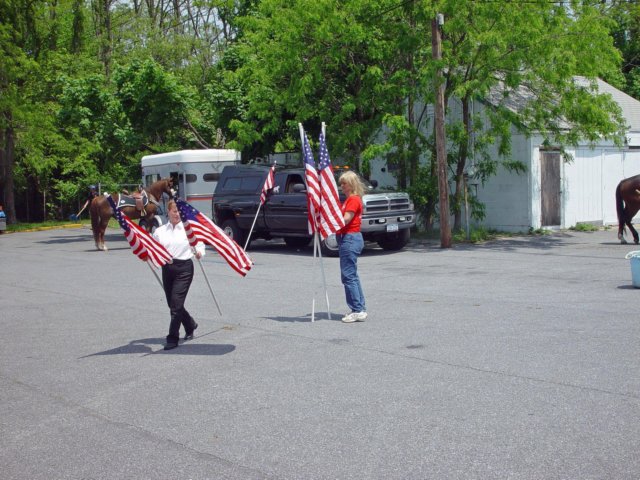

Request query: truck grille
[{"left": 364, "top": 196, "right": 411, "bottom": 213}]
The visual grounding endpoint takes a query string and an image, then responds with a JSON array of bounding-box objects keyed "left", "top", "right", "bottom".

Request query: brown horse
[
  {"left": 89, "top": 178, "right": 174, "bottom": 251},
  {"left": 616, "top": 174, "right": 640, "bottom": 244}
]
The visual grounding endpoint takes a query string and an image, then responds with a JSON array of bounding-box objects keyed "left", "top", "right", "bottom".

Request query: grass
[
  {"left": 528, "top": 227, "right": 553, "bottom": 235},
  {"left": 569, "top": 222, "right": 601, "bottom": 232},
  {"left": 413, "top": 227, "right": 516, "bottom": 244},
  {"left": 3, "top": 219, "right": 88, "bottom": 233},
  {"left": 2, "top": 217, "right": 121, "bottom": 233}
]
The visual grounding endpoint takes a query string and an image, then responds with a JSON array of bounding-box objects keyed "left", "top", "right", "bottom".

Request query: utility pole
[{"left": 432, "top": 13, "right": 452, "bottom": 248}]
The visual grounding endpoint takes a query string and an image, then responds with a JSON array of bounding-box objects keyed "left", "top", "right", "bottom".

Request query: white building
[{"left": 370, "top": 78, "right": 640, "bottom": 232}]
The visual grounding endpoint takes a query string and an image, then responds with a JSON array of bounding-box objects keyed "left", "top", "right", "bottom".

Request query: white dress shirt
[{"left": 153, "top": 221, "right": 205, "bottom": 260}]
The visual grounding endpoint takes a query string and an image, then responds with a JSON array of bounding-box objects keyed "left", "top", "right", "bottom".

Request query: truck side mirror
[{"left": 292, "top": 183, "right": 307, "bottom": 193}]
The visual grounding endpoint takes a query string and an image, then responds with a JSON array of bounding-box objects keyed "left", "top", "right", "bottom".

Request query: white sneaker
[
  {"left": 342, "top": 311, "right": 367, "bottom": 323},
  {"left": 341, "top": 312, "right": 354, "bottom": 322}
]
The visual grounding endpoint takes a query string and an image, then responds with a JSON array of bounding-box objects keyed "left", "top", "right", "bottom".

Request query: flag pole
[
  {"left": 244, "top": 161, "right": 276, "bottom": 251},
  {"left": 318, "top": 121, "right": 332, "bottom": 320},
  {"left": 244, "top": 202, "right": 263, "bottom": 251},
  {"left": 311, "top": 232, "right": 319, "bottom": 322},
  {"left": 196, "top": 254, "right": 223, "bottom": 316},
  {"left": 147, "top": 262, "right": 164, "bottom": 289},
  {"left": 300, "top": 122, "right": 318, "bottom": 322},
  {"left": 316, "top": 233, "right": 331, "bottom": 320}
]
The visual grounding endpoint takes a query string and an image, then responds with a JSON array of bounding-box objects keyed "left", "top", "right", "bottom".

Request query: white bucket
[{"left": 625, "top": 251, "right": 640, "bottom": 288}]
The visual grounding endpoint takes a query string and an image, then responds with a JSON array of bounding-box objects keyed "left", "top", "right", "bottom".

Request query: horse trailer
[{"left": 141, "top": 149, "right": 241, "bottom": 218}]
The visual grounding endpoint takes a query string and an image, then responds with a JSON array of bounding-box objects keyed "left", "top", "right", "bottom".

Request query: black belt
[{"left": 171, "top": 258, "right": 192, "bottom": 264}]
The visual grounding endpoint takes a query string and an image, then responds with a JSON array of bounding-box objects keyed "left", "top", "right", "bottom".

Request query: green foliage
[
  {"left": 452, "top": 227, "right": 511, "bottom": 244},
  {"left": 1, "top": 0, "right": 638, "bottom": 225},
  {"left": 407, "top": 163, "right": 438, "bottom": 230},
  {"left": 570, "top": 222, "right": 600, "bottom": 232},
  {"left": 528, "top": 227, "right": 553, "bottom": 236}
]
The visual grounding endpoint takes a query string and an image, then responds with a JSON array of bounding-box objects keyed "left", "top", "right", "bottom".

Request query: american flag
[
  {"left": 106, "top": 196, "right": 172, "bottom": 268},
  {"left": 302, "top": 131, "right": 320, "bottom": 234},
  {"left": 260, "top": 163, "right": 276, "bottom": 205},
  {"left": 317, "top": 131, "right": 345, "bottom": 238},
  {"left": 175, "top": 198, "right": 252, "bottom": 277}
]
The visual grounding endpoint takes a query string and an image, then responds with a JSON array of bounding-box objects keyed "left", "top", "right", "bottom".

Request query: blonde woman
[{"left": 337, "top": 171, "right": 367, "bottom": 323}]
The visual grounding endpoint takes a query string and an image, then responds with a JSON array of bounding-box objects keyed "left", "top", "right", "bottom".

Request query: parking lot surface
[{"left": 1, "top": 226, "right": 639, "bottom": 479}]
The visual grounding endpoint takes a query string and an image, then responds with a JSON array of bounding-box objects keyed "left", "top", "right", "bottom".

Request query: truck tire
[
  {"left": 221, "top": 219, "right": 246, "bottom": 247},
  {"left": 377, "top": 228, "right": 410, "bottom": 251},
  {"left": 284, "top": 236, "right": 312, "bottom": 248},
  {"left": 320, "top": 234, "right": 340, "bottom": 257}
]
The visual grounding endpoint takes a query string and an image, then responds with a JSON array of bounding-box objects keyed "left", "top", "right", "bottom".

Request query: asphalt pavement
[{"left": 1, "top": 225, "right": 639, "bottom": 479}]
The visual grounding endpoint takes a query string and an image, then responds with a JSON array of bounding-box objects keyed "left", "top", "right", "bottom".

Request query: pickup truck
[{"left": 212, "top": 165, "right": 415, "bottom": 255}]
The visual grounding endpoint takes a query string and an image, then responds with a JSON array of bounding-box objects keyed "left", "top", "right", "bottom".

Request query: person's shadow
[{"left": 80, "top": 337, "right": 236, "bottom": 357}]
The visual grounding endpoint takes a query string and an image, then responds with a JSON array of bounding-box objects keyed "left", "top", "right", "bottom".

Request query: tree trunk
[
  {"left": 432, "top": 17, "right": 451, "bottom": 248},
  {"left": 453, "top": 96, "right": 470, "bottom": 231},
  {"left": 71, "top": 0, "right": 84, "bottom": 53},
  {"left": 48, "top": 0, "right": 58, "bottom": 51},
  {"left": 1, "top": 122, "right": 17, "bottom": 224},
  {"left": 93, "top": 0, "right": 112, "bottom": 77}
]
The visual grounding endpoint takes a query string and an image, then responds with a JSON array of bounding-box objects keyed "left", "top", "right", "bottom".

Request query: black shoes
[
  {"left": 165, "top": 321, "right": 198, "bottom": 349},
  {"left": 184, "top": 322, "right": 198, "bottom": 341}
]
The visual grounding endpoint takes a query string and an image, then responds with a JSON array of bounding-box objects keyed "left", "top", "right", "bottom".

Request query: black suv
[{"left": 212, "top": 165, "right": 415, "bottom": 255}]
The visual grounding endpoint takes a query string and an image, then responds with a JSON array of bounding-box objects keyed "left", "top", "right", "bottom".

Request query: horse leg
[
  {"left": 619, "top": 225, "right": 627, "bottom": 244},
  {"left": 93, "top": 226, "right": 102, "bottom": 250},
  {"left": 629, "top": 221, "right": 639, "bottom": 245},
  {"left": 626, "top": 205, "right": 640, "bottom": 244},
  {"left": 90, "top": 201, "right": 101, "bottom": 250},
  {"left": 100, "top": 217, "right": 109, "bottom": 251},
  {"left": 144, "top": 211, "right": 155, "bottom": 233},
  {"left": 617, "top": 182, "right": 628, "bottom": 244}
]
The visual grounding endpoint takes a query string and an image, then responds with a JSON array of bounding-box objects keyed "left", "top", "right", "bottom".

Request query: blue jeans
[{"left": 337, "top": 233, "right": 365, "bottom": 313}]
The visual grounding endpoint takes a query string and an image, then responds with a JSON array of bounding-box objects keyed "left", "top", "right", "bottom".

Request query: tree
[
  {"left": 217, "top": 0, "right": 422, "bottom": 164},
  {"left": 607, "top": 0, "right": 640, "bottom": 98},
  {"left": 435, "top": 0, "right": 627, "bottom": 230}
]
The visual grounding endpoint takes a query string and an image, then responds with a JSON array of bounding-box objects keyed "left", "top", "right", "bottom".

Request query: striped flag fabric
[
  {"left": 317, "top": 131, "right": 345, "bottom": 238},
  {"left": 302, "top": 130, "right": 320, "bottom": 234},
  {"left": 106, "top": 195, "right": 172, "bottom": 268},
  {"left": 260, "top": 162, "right": 276, "bottom": 205},
  {"left": 175, "top": 197, "right": 252, "bottom": 277}
]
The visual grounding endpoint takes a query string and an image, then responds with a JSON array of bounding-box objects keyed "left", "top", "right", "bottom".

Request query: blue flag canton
[
  {"left": 303, "top": 134, "right": 315, "bottom": 168},
  {"left": 318, "top": 133, "right": 331, "bottom": 171},
  {"left": 176, "top": 198, "right": 199, "bottom": 222}
]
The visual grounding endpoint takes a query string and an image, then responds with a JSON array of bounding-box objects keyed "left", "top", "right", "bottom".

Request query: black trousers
[{"left": 161, "top": 258, "right": 197, "bottom": 343}]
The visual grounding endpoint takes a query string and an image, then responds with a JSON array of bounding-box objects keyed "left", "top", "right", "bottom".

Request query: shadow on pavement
[
  {"left": 263, "top": 312, "right": 342, "bottom": 323},
  {"left": 38, "top": 232, "right": 123, "bottom": 245},
  {"left": 81, "top": 337, "right": 236, "bottom": 357}
]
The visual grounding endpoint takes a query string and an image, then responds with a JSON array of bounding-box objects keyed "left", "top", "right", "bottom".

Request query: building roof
[
  {"left": 575, "top": 77, "right": 640, "bottom": 132},
  {"left": 485, "top": 76, "right": 640, "bottom": 143}
]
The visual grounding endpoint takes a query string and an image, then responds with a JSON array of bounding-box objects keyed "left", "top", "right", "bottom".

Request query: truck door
[{"left": 264, "top": 172, "right": 309, "bottom": 232}]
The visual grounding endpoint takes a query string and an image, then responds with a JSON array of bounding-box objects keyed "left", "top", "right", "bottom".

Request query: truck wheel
[
  {"left": 377, "top": 228, "right": 410, "bottom": 251},
  {"left": 320, "top": 234, "right": 340, "bottom": 257},
  {"left": 284, "top": 236, "right": 312, "bottom": 248},
  {"left": 221, "top": 219, "right": 246, "bottom": 246}
]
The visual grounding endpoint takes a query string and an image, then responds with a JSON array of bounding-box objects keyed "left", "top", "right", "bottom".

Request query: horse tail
[{"left": 616, "top": 181, "right": 626, "bottom": 234}]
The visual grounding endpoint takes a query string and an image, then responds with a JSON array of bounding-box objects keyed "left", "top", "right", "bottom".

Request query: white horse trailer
[{"left": 141, "top": 149, "right": 241, "bottom": 218}]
